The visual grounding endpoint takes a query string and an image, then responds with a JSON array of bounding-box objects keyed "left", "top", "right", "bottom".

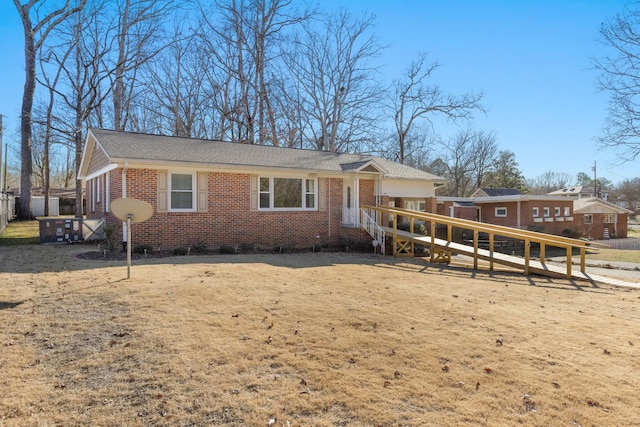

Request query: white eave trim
[{"left": 82, "top": 164, "right": 118, "bottom": 181}]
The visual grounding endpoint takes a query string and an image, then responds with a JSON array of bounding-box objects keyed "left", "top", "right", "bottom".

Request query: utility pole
[
  {"left": 0, "top": 114, "right": 3, "bottom": 193},
  {"left": 592, "top": 160, "right": 597, "bottom": 198}
]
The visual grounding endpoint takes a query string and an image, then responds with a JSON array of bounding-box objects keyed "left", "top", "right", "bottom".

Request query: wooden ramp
[
  {"left": 382, "top": 227, "right": 639, "bottom": 288},
  {"left": 361, "top": 206, "right": 638, "bottom": 288}
]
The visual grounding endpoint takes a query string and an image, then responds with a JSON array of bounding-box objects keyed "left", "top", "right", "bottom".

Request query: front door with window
[{"left": 342, "top": 178, "right": 359, "bottom": 225}]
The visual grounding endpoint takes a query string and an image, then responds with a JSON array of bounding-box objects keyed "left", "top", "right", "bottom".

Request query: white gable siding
[{"left": 380, "top": 179, "right": 435, "bottom": 198}]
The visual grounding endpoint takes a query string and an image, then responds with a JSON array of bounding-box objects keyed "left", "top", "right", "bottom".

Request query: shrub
[
  {"left": 219, "top": 245, "right": 235, "bottom": 254},
  {"left": 192, "top": 242, "right": 207, "bottom": 254},
  {"left": 238, "top": 243, "right": 255, "bottom": 253},
  {"left": 397, "top": 222, "right": 427, "bottom": 235},
  {"left": 173, "top": 247, "right": 188, "bottom": 256},
  {"left": 561, "top": 228, "right": 582, "bottom": 239},
  {"left": 103, "top": 222, "right": 120, "bottom": 252},
  {"left": 133, "top": 244, "right": 152, "bottom": 255}
]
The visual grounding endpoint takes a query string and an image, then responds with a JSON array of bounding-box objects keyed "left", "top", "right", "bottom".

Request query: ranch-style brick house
[{"left": 78, "top": 129, "right": 446, "bottom": 251}]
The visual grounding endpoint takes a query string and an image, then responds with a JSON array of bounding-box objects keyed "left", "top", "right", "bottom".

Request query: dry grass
[
  {"left": 584, "top": 248, "right": 640, "bottom": 263},
  {"left": 0, "top": 219, "right": 40, "bottom": 246},
  {"left": 1, "top": 245, "right": 640, "bottom": 426}
]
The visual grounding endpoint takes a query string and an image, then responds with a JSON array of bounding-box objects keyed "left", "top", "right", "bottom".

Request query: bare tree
[
  {"left": 13, "top": 0, "right": 86, "bottom": 219},
  {"left": 594, "top": 5, "right": 640, "bottom": 162},
  {"left": 282, "top": 10, "right": 384, "bottom": 152},
  {"left": 612, "top": 177, "right": 640, "bottom": 213},
  {"left": 389, "top": 53, "right": 484, "bottom": 164},
  {"left": 110, "top": 0, "right": 178, "bottom": 131},
  {"left": 469, "top": 130, "right": 498, "bottom": 190},
  {"left": 438, "top": 130, "right": 475, "bottom": 197},
  {"left": 43, "top": 1, "right": 115, "bottom": 217},
  {"left": 435, "top": 129, "right": 497, "bottom": 196},
  {"left": 527, "top": 170, "right": 573, "bottom": 194}
]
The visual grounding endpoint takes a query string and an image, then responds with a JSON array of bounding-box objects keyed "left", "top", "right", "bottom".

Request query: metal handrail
[{"left": 361, "top": 207, "right": 385, "bottom": 255}]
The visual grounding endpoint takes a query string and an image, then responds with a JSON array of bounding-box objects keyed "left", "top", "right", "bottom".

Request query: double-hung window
[
  {"left": 170, "top": 173, "right": 195, "bottom": 211},
  {"left": 495, "top": 207, "right": 507, "bottom": 217},
  {"left": 259, "top": 177, "right": 316, "bottom": 210}
]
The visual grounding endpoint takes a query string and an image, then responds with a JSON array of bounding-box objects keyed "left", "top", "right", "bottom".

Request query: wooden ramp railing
[{"left": 361, "top": 205, "right": 598, "bottom": 280}]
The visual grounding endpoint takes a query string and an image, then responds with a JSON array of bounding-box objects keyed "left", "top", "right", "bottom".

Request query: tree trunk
[{"left": 17, "top": 4, "right": 35, "bottom": 219}]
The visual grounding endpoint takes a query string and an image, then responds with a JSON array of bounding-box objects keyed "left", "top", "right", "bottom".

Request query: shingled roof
[
  {"left": 85, "top": 128, "right": 445, "bottom": 182},
  {"left": 471, "top": 188, "right": 523, "bottom": 197}
]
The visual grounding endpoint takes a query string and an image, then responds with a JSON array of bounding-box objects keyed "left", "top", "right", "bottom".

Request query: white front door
[{"left": 342, "top": 178, "right": 359, "bottom": 225}]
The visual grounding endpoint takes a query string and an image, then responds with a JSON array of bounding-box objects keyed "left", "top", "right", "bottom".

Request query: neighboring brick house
[
  {"left": 573, "top": 197, "right": 630, "bottom": 239},
  {"left": 78, "top": 129, "right": 445, "bottom": 250},
  {"left": 437, "top": 188, "right": 631, "bottom": 239}
]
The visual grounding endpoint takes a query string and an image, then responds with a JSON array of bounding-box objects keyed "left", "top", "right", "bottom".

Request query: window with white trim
[
  {"left": 564, "top": 207, "right": 570, "bottom": 216},
  {"left": 532, "top": 207, "right": 539, "bottom": 217},
  {"left": 584, "top": 214, "right": 593, "bottom": 224},
  {"left": 554, "top": 207, "right": 561, "bottom": 217},
  {"left": 543, "top": 207, "right": 550, "bottom": 217},
  {"left": 259, "top": 176, "right": 317, "bottom": 210},
  {"left": 604, "top": 213, "right": 615, "bottom": 223},
  {"left": 495, "top": 207, "right": 507, "bottom": 217},
  {"left": 170, "top": 172, "right": 196, "bottom": 211}
]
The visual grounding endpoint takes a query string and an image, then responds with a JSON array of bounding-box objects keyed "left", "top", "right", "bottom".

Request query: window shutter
[
  {"left": 318, "top": 178, "right": 326, "bottom": 212},
  {"left": 197, "top": 172, "right": 208, "bottom": 212},
  {"left": 157, "top": 170, "right": 168, "bottom": 213},
  {"left": 250, "top": 175, "right": 258, "bottom": 211}
]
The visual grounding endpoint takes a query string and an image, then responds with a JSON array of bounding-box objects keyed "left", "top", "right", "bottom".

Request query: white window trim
[
  {"left": 584, "top": 214, "right": 593, "bottom": 224},
  {"left": 105, "top": 174, "right": 110, "bottom": 212},
  {"left": 532, "top": 207, "right": 539, "bottom": 217},
  {"left": 554, "top": 207, "right": 561, "bottom": 217},
  {"left": 169, "top": 171, "right": 197, "bottom": 212},
  {"left": 563, "top": 207, "right": 570, "bottom": 217},
  {"left": 91, "top": 178, "right": 96, "bottom": 212},
  {"left": 543, "top": 207, "right": 550, "bottom": 218},
  {"left": 258, "top": 176, "right": 318, "bottom": 211},
  {"left": 495, "top": 207, "right": 507, "bottom": 217}
]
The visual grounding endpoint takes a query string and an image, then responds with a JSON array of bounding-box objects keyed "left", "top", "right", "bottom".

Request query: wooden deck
[{"left": 361, "top": 206, "right": 638, "bottom": 289}]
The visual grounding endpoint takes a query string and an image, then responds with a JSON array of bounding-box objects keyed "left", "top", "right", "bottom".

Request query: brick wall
[{"left": 88, "top": 169, "right": 377, "bottom": 250}]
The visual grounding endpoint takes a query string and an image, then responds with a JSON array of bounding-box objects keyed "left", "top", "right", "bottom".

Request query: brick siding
[{"left": 87, "top": 169, "right": 376, "bottom": 250}]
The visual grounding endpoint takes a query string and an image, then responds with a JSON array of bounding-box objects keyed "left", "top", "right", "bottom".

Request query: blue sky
[{"left": 0, "top": 1, "right": 637, "bottom": 184}]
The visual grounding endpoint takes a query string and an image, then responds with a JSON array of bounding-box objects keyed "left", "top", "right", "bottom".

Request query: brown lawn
[{"left": 1, "top": 244, "right": 639, "bottom": 426}]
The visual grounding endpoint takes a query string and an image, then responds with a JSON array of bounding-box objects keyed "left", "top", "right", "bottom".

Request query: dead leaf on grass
[
  {"left": 484, "top": 367, "right": 492, "bottom": 373},
  {"left": 522, "top": 394, "right": 536, "bottom": 412}
]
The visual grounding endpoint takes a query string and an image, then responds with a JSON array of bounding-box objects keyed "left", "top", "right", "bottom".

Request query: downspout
[{"left": 121, "top": 162, "right": 129, "bottom": 198}]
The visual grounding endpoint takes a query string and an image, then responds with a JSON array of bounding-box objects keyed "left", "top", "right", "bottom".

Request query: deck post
[
  {"left": 430, "top": 221, "right": 436, "bottom": 263},
  {"left": 489, "top": 232, "right": 494, "bottom": 271},
  {"left": 580, "top": 247, "right": 586, "bottom": 273},
  {"left": 393, "top": 215, "right": 398, "bottom": 256},
  {"left": 524, "top": 238, "right": 530, "bottom": 274},
  {"left": 473, "top": 230, "right": 479, "bottom": 269},
  {"left": 566, "top": 246, "right": 572, "bottom": 279},
  {"left": 409, "top": 218, "right": 415, "bottom": 254},
  {"left": 540, "top": 243, "right": 546, "bottom": 264}
]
